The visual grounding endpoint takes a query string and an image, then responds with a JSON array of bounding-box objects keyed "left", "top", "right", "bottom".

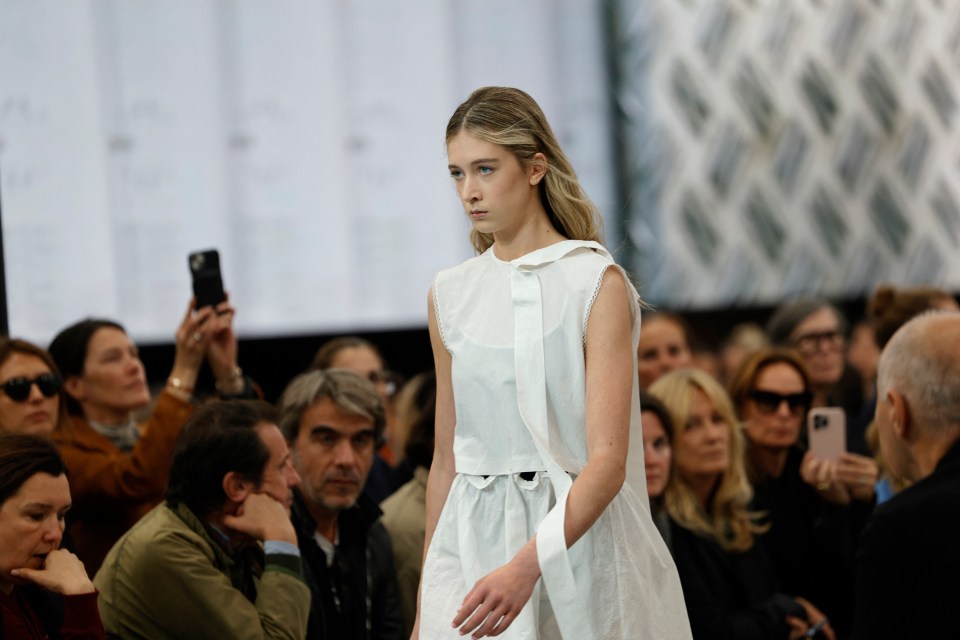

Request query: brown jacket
[{"left": 52, "top": 390, "right": 193, "bottom": 573}]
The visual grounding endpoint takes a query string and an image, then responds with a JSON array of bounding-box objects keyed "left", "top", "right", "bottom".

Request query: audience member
[
  {"left": 0, "top": 339, "right": 68, "bottom": 436},
  {"left": 863, "top": 284, "right": 958, "bottom": 501},
  {"left": 729, "top": 348, "right": 875, "bottom": 635},
  {"left": 650, "top": 368, "right": 834, "bottom": 640},
  {"left": 94, "top": 400, "right": 310, "bottom": 638},
  {"left": 278, "top": 369, "right": 403, "bottom": 640},
  {"left": 718, "top": 322, "right": 769, "bottom": 386},
  {"left": 637, "top": 313, "right": 694, "bottom": 389},
  {"left": 766, "top": 297, "right": 867, "bottom": 453},
  {"left": 380, "top": 371, "right": 436, "bottom": 635},
  {"left": 845, "top": 320, "right": 880, "bottom": 402},
  {"left": 853, "top": 311, "right": 960, "bottom": 639},
  {"left": 46, "top": 300, "right": 249, "bottom": 572},
  {"left": 0, "top": 433, "right": 104, "bottom": 639},
  {"left": 311, "top": 337, "right": 403, "bottom": 501},
  {"left": 639, "top": 390, "right": 675, "bottom": 548}
]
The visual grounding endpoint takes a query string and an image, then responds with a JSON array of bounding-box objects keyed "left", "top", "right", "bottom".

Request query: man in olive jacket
[
  {"left": 94, "top": 400, "right": 311, "bottom": 639},
  {"left": 279, "top": 369, "right": 404, "bottom": 640}
]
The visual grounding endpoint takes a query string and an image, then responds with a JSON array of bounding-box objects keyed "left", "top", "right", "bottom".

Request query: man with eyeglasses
[
  {"left": 278, "top": 368, "right": 403, "bottom": 640},
  {"left": 853, "top": 311, "right": 960, "bottom": 639}
]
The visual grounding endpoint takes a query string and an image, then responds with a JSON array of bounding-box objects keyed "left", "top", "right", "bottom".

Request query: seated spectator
[
  {"left": 718, "top": 322, "right": 769, "bottom": 386},
  {"left": 94, "top": 400, "right": 310, "bottom": 638},
  {"left": 0, "top": 433, "right": 104, "bottom": 638},
  {"left": 637, "top": 313, "right": 694, "bottom": 389},
  {"left": 853, "top": 311, "right": 960, "bottom": 640},
  {"left": 864, "top": 284, "right": 958, "bottom": 502},
  {"left": 312, "top": 336, "right": 403, "bottom": 501},
  {"left": 278, "top": 369, "right": 403, "bottom": 640},
  {"left": 729, "top": 348, "right": 876, "bottom": 635},
  {"left": 46, "top": 300, "right": 247, "bottom": 572},
  {"left": 380, "top": 371, "right": 436, "bottom": 635},
  {"left": 650, "top": 368, "right": 834, "bottom": 640},
  {"left": 766, "top": 297, "right": 867, "bottom": 453},
  {"left": 639, "top": 390, "right": 675, "bottom": 548},
  {"left": 0, "top": 339, "right": 68, "bottom": 436}
]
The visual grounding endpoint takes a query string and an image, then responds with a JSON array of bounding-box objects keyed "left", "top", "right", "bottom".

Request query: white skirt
[{"left": 419, "top": 471, "right": 691, "bottom": 639}]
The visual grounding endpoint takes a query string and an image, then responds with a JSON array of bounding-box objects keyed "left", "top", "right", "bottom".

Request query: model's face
[
  {"left": 0, "top": 473, "right": 70, "bottom": 593},
  {"left": 637, "top": 319, "right": 693, "bottom": 389},
  {"left": 789, "top": 309, "right": 845, "bottom": 389},
  {"left": 642, "top": 411, "right": 672, "bottom": 499},
  {"left": 69, "top": 328, "right": 150, "bottom": 420},
  {"left": 743, "top": 363, "right": 809, "bottom": 451},
  {"left": 329, "top": 346, "right": 391, "bottom": 403},
  {"left": 446, "top": 130, "right": 544, "bottom": 241},
  {"left": 0, "top": 354, "right": 60, "bottom": 435},
  {"left": 254, "top": 423, "right": 301, "bottom": 515},
  {"left": 292, "top": 397, "right": 377, "bottom": 516},
  {"left": 674, "top": 388, "right": 730, "bottom": 483}
]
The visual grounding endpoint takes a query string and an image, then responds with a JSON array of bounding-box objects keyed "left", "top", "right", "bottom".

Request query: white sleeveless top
[{"left": 421, "top": 240, "right": 691, "bottom": 639}]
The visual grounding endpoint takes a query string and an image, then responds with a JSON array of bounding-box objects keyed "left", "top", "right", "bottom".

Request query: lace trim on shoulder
[
  {"left": 430, "top": 274, "right": 452, "bottom": 354},
  {"left": 582, "top": 264, "right": 638, "bottom": 344}
]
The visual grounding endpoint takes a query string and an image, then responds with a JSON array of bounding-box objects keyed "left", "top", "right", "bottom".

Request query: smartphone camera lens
[
  {"left": 191, "top": 254, "right": 205, "bottom": 271},
  {"left": 814, "top": 415, "right": 829, "bottom": 429}
]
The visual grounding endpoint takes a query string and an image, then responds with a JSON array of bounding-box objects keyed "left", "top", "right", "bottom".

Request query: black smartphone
[{"left": 188, "top": 249, "right": 226, "bottom": 310}]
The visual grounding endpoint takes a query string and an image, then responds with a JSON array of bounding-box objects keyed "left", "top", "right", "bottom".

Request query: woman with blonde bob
[
  {"left": 650, "top": 368, "right": 834, "bottom": 640},
  {"left": 414, "top": 87, "right": 690, "bottom": 639}
]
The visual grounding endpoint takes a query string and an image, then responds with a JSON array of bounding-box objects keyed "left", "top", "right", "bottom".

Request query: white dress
[{"left": 420, "top": 240, "right": 691, "bottom": 639}]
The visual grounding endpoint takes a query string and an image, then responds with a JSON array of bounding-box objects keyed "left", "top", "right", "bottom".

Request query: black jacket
[
  {"left": 292, "top": 489, "right": 404, "bottom": 640},
  {"left": 853, "top": 439, "right": 960, "bottom": 640},
  {"left": 669, "top": 517, "right": 806, "bottom": 640}
]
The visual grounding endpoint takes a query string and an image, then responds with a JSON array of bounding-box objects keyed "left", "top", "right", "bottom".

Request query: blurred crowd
[{"left": 1, "top": 280, "right": 958, "bottom": 639}]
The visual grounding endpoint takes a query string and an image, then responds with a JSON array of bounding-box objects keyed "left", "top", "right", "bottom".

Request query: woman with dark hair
[
  {"left": 0, "top": 339, "right": 68, "bottom": 436},
  {"left": 729, "top": 348, "right": 876, "bottom": 636},
  {"left": 639, "top": 391, "right": 674, "bottom": 546},
  {"left": 47, "top": 300, "right": 246, "bottom": 573},
  {"left": 0, "top": 432, "right": 104, "bottom": 639},
  {"left": 651, "top": 368, "right": 835, "bottom": 640}
]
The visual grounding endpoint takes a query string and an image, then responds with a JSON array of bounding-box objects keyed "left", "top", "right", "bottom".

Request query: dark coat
[
  {"left": 669, "top": 517, "right": 806, "bottom": 640},
  {"left": 852, "top": 439, "right": 960, "bottom": 640},
  {"left": 292, "top": 489, "right": 404, "bottom": 640}
]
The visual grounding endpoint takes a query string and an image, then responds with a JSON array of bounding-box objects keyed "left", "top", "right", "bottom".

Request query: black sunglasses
[
  {"left": 748, "top": 389, "right": 812, "bottom": 415},
  {"left": 0, "top": 373, "right": 63, "bottom": 402}
]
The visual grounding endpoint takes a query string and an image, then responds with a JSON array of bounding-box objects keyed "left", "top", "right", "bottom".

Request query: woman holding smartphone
[
  {"left": 413, "top": 87, "right": 690, "bottom": 639},
  {"left": 47, "top": 299, "right": 246, "bottom": 573}
]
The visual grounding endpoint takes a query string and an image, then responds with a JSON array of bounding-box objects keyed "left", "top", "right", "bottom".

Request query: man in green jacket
[{"left": 94, "top": 400, "right": 311, "bottom": 639}]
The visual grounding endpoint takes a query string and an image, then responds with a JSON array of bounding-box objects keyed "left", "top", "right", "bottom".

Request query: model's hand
[
  {"left": 801, "top": 452, "right": 851, "bottom": 505},
  {"left": 832, "top": 453, "right": 879, "bottom": 502},
  {"left": 452, "top": 543, "right": 540, "bottom": 638},
  {"left": 792, "top": 597, "right": 836, "bottom": 640},
  {"left": 222, "top": 492, "right": 297, "bottom": 545},
  {"left": 11, "top": 549, "right": 95, "bottom": 596}
]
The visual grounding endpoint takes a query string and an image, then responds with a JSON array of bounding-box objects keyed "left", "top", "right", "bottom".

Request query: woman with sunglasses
[
  {"left": 0, "top": 339, "right": 68, "bottom": 436},
  {"left": 46, "top": 299, "right": 247, "bottom": 574},
  {"left": 729, "top": 348, "right": 877, "bottom": 637}
]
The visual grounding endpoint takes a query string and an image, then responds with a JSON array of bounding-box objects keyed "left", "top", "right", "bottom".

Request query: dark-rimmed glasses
[
  {"left": 792, "top": 330, "right": 844, "bottom": 355},
  {"left": 0, "top": 373, "right": 63, "bottom": 402},
  {"left": 748, "top": 389, "right": 812, "bottom": 415}
]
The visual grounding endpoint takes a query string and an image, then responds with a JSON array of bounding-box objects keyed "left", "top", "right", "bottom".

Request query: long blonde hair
[
  {"left": 445, "top": 86, "right": 603, "bottom": 253},
  {"left": 649, "top": 368, "right": 764, "bottom": 552}
]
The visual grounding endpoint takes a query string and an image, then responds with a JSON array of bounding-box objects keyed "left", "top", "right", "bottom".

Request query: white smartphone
[{"left": 807, "top": 407, "right": 846, "bottom": 461}]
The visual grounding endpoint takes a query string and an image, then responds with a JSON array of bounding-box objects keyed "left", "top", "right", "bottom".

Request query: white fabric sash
[{"left": 510, "top": 240, "right": 610, "bottom": 640}]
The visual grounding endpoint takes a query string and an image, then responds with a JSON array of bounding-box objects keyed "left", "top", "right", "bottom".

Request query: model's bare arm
[{"left": 410, "top": 289, "right": 458, "bottom": 640}]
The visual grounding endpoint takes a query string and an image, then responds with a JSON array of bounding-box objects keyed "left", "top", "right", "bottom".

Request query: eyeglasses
[
  {"left": 0, "top": 373, "right": 63, "bottom": 402},
  {"left": 792, "top": 330, "right": 844, "bottom": 355},
  {"left": 748, "top": 389, "right": 812, "bottom": 415}
]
